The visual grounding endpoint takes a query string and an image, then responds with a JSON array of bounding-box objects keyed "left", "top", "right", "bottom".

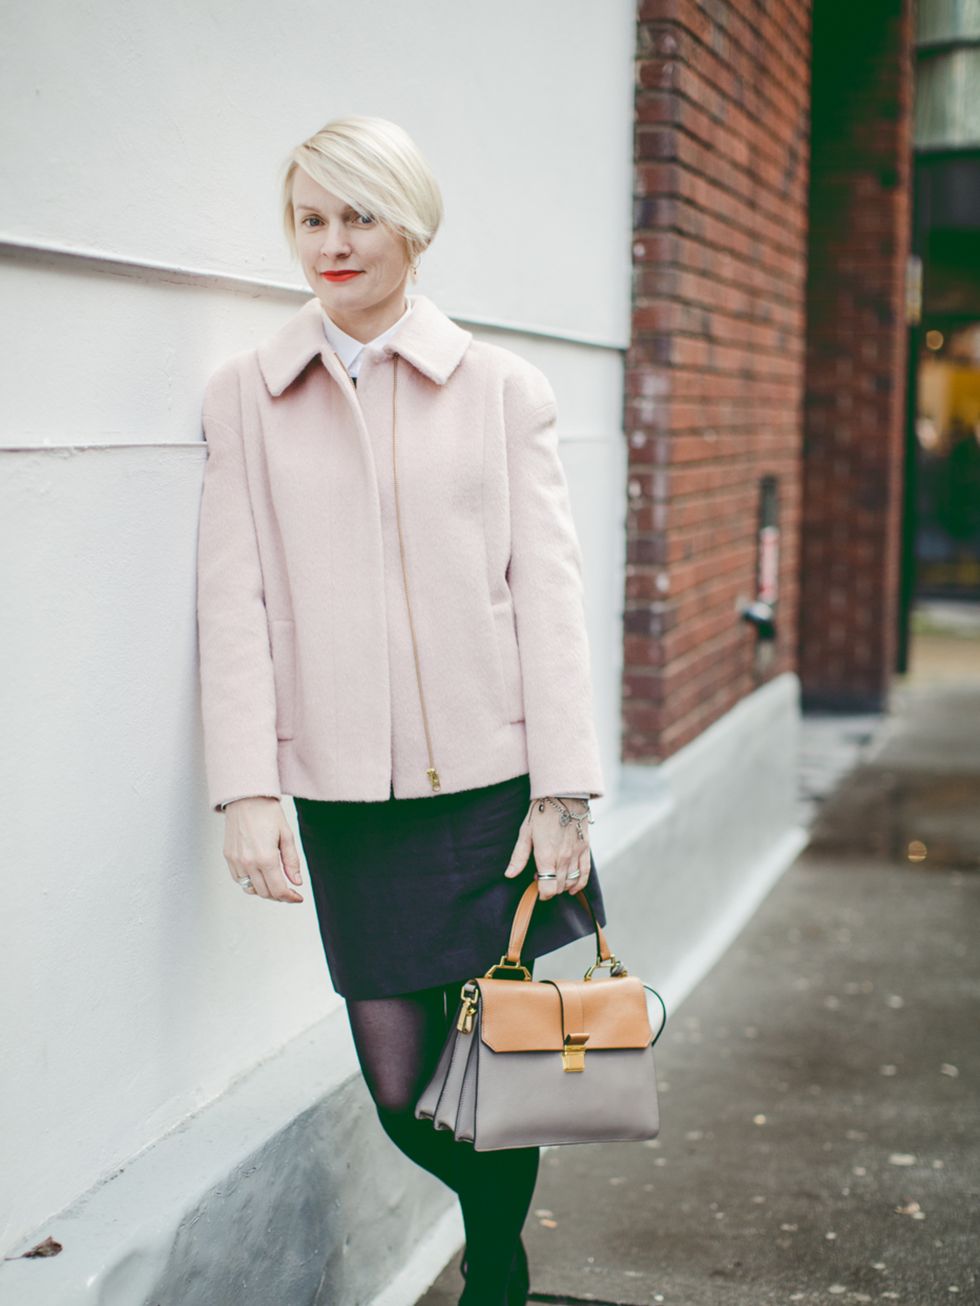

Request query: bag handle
[{"left": 488, "top": 880, "right": 619, "bottom": 979}]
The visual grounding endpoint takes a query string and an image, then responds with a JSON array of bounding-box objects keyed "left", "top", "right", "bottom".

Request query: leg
[
  {"left": 346, "top": 977, "right": 539, "bottom": 1304},
  {"left": 345, "top": 979, "right": 462, "bottom": 1193},
  {"left": 454, "top": 1128, "right": 538, "bottom": 1305}
]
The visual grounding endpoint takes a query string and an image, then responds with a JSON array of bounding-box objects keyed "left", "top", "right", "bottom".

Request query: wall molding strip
[{"left": 0, "top": 235, "right": 628, "bottom": 352}]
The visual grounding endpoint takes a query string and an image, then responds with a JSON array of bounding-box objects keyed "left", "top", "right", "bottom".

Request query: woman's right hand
[{"left": 222, "top": 797, "right": 304, "bottom": 903}]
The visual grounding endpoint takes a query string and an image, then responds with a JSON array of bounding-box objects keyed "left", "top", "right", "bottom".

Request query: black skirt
[{"left": 293, "top": 771, "right": 607, "bottom": 1000}]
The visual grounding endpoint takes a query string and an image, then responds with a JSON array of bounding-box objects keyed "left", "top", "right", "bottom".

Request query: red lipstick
[{"left": 322, "top": 271, "right": 362, "bottom": 282}]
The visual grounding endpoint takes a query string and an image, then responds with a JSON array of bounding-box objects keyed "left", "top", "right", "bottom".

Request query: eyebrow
[{"left": 294, "top": 203, "right": 362, "bottom": 215}]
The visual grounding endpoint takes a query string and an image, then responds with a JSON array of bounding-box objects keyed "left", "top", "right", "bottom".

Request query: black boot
[
  {"left": 507, "top": 1236, "right": 530, "bottom": 1305},
  {"left": 459, "top": 1236, "right": 529, "bottom": 1306}
]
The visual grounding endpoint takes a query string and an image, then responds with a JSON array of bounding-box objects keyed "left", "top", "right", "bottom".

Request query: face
[{"left": 291, "top": 166, "right": 412, "bottom": 341}]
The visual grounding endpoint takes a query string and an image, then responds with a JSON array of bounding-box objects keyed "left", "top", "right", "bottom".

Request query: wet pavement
[
  {"left": 415, "top": 621, "right": 980, "bottom": 1306},
  {"left": 806, "top": 679, "right": 980, "bottom": 871}
]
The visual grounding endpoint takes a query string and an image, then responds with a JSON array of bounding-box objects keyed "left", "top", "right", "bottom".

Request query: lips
[{"left": 321, "top": 271, "right": 363, "bottom": 282}]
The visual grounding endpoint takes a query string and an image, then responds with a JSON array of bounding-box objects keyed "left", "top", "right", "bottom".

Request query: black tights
[{"left": 346, "top": 972, "right": 539, "bottom": 1302}]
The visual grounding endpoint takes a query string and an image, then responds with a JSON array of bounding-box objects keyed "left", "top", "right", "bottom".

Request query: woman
[{"left": 196, "top": 116, "right": 607, "bottom": 1306}]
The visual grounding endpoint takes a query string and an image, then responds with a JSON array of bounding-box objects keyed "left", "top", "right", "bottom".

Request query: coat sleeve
[
  {"left": 196, "top": 368, "right": 282, "bottom": 814},
  {"left": 503, "top": 366, "right": 605, "bottom": 801}
]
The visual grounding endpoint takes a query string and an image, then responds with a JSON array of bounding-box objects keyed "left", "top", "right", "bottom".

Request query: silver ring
[
  {"left": 567, "top": 870, "right": 581, "bottom": 880},
  {"left": 237, "top": 876, "right": 253, "bottom": 892},
  {"left": 535, "top": 872, "right": 558, "bottom": 880}
]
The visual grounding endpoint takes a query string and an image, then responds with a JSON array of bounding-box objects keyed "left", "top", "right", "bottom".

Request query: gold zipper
[
  {"left": 391, "top": 356, "right": 441, "bottom": 791},
  {"left": 332, "top": 350, "right": 441, "bottom": 793}
]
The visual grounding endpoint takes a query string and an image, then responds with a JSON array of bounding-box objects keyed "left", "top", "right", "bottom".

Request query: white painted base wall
[
  {"left": 0, "top": 675, "right": 805, "bottom": 1306},
  {"left": 1, "top": 0, "right": 639, "bottom": 1270},
  {"left": 0, "top": 7, "right": 805, "bottom": 1298}
]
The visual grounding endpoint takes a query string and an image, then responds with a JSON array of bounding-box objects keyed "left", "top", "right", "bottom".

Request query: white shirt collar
[{"left": 320, "top": 297, "right": 415, "bottom": 378}]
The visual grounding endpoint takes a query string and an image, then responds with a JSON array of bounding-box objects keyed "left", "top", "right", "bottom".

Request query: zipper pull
[{"left": 426, "top": 767, "right": 441, "bottom": 792}]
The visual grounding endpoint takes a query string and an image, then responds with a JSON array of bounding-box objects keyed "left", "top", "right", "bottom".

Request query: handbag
[{"left": 414, "top": 879, "right": 667, "bottom": 1151}]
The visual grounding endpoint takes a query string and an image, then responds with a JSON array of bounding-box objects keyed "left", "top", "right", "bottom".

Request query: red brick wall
[
  {"left": 797, "top": 0, "right": 914, "bottom": 709},
  {"left": 624, "top": 0, "right": 812, "bottom": 763}
]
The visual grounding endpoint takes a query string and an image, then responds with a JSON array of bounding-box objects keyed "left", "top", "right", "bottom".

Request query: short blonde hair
[{"left": 281, "top": 116, "right": 443, "bottom": 267}]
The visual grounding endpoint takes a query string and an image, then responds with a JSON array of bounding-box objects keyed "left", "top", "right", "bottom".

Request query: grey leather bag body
[{"left": 415, "top": 880, "right": 667, "bottom": 1151}]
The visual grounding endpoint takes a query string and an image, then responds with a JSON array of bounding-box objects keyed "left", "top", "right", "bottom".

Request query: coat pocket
[
  {"left": 492, "top": 600, "right": 525, "bottom": 724},
  {"left": 269, "top": 618, "right": 297, "bottom": 741}
]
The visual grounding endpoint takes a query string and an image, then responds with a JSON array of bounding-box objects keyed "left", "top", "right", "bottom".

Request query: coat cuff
[{"left": 216, "top": 793, "right": 281, "bottom": 813}]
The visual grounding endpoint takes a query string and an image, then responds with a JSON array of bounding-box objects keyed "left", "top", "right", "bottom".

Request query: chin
[{"left": 317, "top": 288, "right": 360, "bottom": 311}]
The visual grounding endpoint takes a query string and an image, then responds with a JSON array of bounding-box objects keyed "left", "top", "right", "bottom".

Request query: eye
[
  {"left": 300, "top": 215, "right": 323, "bottom": 228},
  {"left": 350, "top": 212, "right": 375, "bottom": 226}
]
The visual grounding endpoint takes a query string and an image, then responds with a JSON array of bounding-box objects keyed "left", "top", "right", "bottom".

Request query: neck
[{"left": 326, "top": 283, "right": 411, "bottom": 343}]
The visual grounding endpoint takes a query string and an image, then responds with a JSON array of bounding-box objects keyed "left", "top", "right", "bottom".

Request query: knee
[
  {"left": 370, "top": 1079, "right": 421, "bottom": 1118},
  {"left": 373, "top": 1094, "right": 423, "bottom": 1153}
]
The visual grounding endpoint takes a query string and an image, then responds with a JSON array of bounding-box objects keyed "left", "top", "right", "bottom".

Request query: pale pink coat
[{"left": 196, "top": 292, "right": 604, "bottom": 813}]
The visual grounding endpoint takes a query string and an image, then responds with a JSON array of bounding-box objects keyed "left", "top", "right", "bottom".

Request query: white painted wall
[
  {"left": 0, "top": 677, "right": 809, "bottom": 1306},
  {"left": 0, "top": 0, "right": 634, "bottom": 355},
  {"left": 0, "top": 0, "right": 636, "bottom": 1258}
]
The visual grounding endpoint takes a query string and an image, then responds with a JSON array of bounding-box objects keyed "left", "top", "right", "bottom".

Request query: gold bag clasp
[
  {"left": 561, "top": 1032, "right": 589, "bottom": 1072},
  {"left": 456, "top": 981, "right": 480, "bottom": 1033}
]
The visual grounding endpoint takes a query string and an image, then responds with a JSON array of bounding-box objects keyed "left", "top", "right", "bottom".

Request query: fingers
[
  {"left": 229, "top": 857, "right": 303, "bottom": 903},
  {"left": 570, "top": 845, "right": 591, "bottom": 895},
  {"left": 503, "top": 812, "right": 533, "bottom": 879},
  {"left": 534, "top": 863, "right": 559, "bottom": 900},
  {"left": 244, "top": 866, "right": 271, "bottom": 898},
  {"left": 226, "top": 859, "right": 275, "bottom": 898},
  {"left": 280, "top": 828, "right": 304, "bottom": 888},
  {"left": 562, "top": 849, "right": 591, "bottom": 897},
  {"left": 226, "top": 860, "right": 258, "bottom": 894},
  {"left": 526, "top": 809, "right": 593, "bottom": 899},
  {"left": 223, "top": 802, "right": 304, "bottom": 904},
  {"left": 533, "top": 844, "right": 592, "bottom": 899},
  {"left": 262, "top": 855, "right": 304, "bottom": 903},
  {"left": 268, "top": 826, "right": 304, "bottom": 901}
]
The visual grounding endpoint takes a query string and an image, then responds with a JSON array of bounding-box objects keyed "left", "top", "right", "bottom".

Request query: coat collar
[{"left": 257, "top": 292, "right": 472, "bottom": 396}]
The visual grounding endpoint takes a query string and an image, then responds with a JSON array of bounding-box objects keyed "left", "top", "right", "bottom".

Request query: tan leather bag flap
[{"left": 477, "top": 976, "right": 652, "bottom": 1052}]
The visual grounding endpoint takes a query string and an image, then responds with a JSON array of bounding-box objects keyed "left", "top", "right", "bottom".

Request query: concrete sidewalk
[{"left": 417, "top": 649, "right": 980, "bottom": 1304}]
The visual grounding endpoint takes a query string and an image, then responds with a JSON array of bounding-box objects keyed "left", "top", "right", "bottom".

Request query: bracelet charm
[{"left": 531, "top": 795, "right": 594, "bottom": 840}]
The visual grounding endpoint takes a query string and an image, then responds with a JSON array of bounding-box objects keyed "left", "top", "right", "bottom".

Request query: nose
[{"left": 318, "top": 219, "right": 352, "bottom": 260}]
